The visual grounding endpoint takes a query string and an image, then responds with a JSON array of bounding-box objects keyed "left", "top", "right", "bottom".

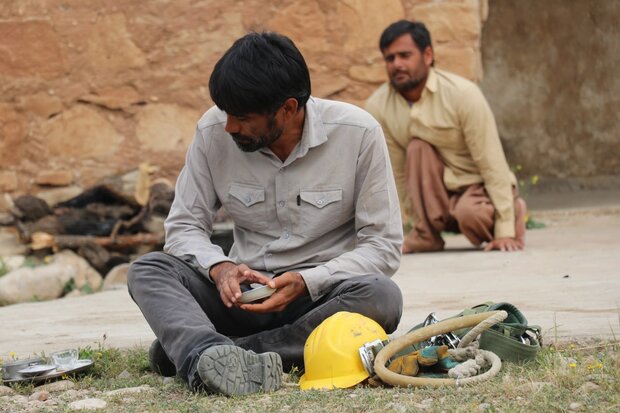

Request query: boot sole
[{"left": 197, "top": 345, "right": 282, "bottom": 395}]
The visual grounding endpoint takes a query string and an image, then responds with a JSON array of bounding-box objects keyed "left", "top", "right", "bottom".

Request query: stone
[
  {"left": 35, "top": 170, "right": 74, "bottom": 187},
  {"left": 0, "top": 262, "right": 73, "bottom": 305},
  {"left": 585, "top": 373, "right": 615, "bottom": 383},
  {"left": 0, "top": 249, "right": 101, "bottom": 306},
  {"left": 434, "top": 44, "right": 482, "bottom": 82},
  {"left": 103, "top": 263, "right": 130, "bottom": 291},
  {"left": 0, "top": 105, "right": 27, "bottom": 168},
  {"left": 53, "top": 250, "right": 103, "bottom": 292},
  {"left": 29, "top": 390, "right": 50, "bottom": 401},
  {"left": 104, "top": 385, "right": 153, "bottom": 397},
  {"left": 0, "top": 171, "right": 18, "bottom": 192},
  {"left": 116, "top": 370, "right": 130, "bottom": 379},
  {"left": 68, "top": 398, "right": 107, "bottom": 410},
  {"left": 0, "top": 385, "right": 15, "bottom": 396},
  {"left": 478, "top": 403, "right": 491, "bottom": 412},
  {"left": 515, "top": 381, "right": 552, "bottom": 393},
  {"left": 578, "top": 381, "right": 599, "bottom": 392},
  {"left": 134, "top": 104, "right": 199, "bottom": 153},
  {"left": 35, "top": 186, "right": 84, "bottom": 207},
  {"left": 39, "top": 105, "right": 124, "bottom": 159},
  {"left": 37, "top": 380, "right": 75, "bottom": 393},
  {"left": 2, "top": 255, "right": 25, "bottom": 271},
  {"left": 409, "top": 2, "right": 481, "bottom": 45},
  {"left": 81, "top": 14, "right": 147, "bottom": 73},
  {"left": 80, "top": 85, "right": 143, "bottom": 110},
  {"left": 0, "top": 20, "right": 64, "bottom": 79},
  {"left": 568, "top": 402, "right": 582, "bottom": 411},
  {"left": 16, "top": 92, "right": 63, "bottom": 118},
  {"left": 349, "top": 64, "right": 387, "bottom": 84}
]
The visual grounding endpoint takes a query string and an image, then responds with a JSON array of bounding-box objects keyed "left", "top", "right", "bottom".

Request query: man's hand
[
  {"left": 210, "top": 262, "right": 275, "bottom": 308},
  {"left": 483, "top": 237, "right": 524, "bottom": 252},
  {"left": 240, "top": 272, "right": 308, "bottom": 313}
]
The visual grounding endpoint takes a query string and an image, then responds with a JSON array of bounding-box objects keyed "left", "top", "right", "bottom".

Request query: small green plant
[
  {"left": 63, "top": 278, "right": 77, "bottom": 295},
  {"left": 512, "top": 164, "right": 546, "bottom": 230},
  {"left": 0, "top": 258, "right": 8, "bottom": 277}
]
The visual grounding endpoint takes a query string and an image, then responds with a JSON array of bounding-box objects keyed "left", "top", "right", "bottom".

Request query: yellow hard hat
[{"left": 299, "top": 311, "right": 388, "bottom": 390}]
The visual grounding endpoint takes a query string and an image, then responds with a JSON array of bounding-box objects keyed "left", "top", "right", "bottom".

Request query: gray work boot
[
  {"left": 149, "top": 339, "right": 177, "bottom": 377},
  {"left": 196, "top": 345, "right": 282, "bottom": 395}
]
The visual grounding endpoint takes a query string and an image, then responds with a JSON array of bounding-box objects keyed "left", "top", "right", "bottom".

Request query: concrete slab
[{"left": 1, "top": 196, "right": 619, "bottom": 359}]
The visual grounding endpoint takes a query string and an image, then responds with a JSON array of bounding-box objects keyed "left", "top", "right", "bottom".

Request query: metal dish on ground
[
  {"left": 17, "top": 364, "right": 57, "bottom": 377},
  {"left": 2, "top": 359, "right": 94, "bottom": 385},
  {"left": 1, "top": 358, "right": 44, "bottom": 381}
]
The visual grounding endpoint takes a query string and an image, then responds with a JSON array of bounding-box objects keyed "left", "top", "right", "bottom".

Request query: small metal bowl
[{"left": 1, "top": 358, "right": 44, "bottom": 381}]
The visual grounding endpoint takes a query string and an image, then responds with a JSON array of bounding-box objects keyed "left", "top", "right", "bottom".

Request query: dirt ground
[{"left": 1, "top": 189, "right": 619, "bottom": 359}]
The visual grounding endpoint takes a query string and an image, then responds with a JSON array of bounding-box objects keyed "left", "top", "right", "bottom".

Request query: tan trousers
[{"left": 403, "top": 138, "right": 525, "bottom": 252}]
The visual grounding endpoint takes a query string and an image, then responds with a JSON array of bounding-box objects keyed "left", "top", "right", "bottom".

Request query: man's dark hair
[
  {"left": 209, "top": 32, "right": 311, "bottom": 116},
  {"left": 379, "top": 19, "right": 433, "bottom": 55}
]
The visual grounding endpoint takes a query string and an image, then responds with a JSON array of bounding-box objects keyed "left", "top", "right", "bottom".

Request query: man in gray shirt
[{"left": 128, "top": 32, "right": 403, "bottom": 396}]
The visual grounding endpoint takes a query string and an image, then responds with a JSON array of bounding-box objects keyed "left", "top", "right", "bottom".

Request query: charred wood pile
[{"left": 1, "top": 165, "right": 233, "bottom": 278}]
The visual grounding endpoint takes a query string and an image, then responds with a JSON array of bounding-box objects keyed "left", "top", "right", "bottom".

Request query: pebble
[
  {"left": 0, "top": 385, "right": 15, "bottom": 396},
  {"left": 569, "top": 402, "right": 583, "bottom": 411},
  {"left": 478, "top": 403, "right": 491, "bottom": 412},
  {"left": 68, "top": 398, "right": 107, "bottom": 410},
  {"left": 163, "top": 376, "right": 175, "bottom": 385},
  {"left": 116, "top": 370, "right": 131, "bottom": 379},
  {"left": 385, "top": 402, "right": 407, "bottom": 413},
  {"left": 104, "top": 385, "right": 153, "bottom": 397},
  {"left": 29, "top": 390, "right": 50, "bottom": 401},
  {"left": 578, "top": 381, "right": 599, "bottom": 392},
  {"left": 37, "top": 380, "right": 76, "bottom": 392},
  {"left": 585, "top": 373, "right": 615, "bottom": 383},
  {"left": 516, "top": 381, "right": 552, "bottom": 392}
]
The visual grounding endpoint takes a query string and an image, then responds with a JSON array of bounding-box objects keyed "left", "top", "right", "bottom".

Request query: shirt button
[
  {"left": 283, "top": 231, "right": 290, "bottom": 239},
  {"left": 317, "top": 199, "right": 324, "bottom": 205},
  {"left": 278, "top": 201, "right": 285, "bottom": 207}
]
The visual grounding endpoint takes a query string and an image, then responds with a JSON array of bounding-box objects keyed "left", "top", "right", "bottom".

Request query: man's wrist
[{"left": 209, "top": 261, "right": 236, "bottom": 282}]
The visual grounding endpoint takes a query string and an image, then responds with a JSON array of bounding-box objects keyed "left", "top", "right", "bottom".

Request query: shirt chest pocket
[
  {"left": 299, "top": 188, "right": 345, "bottom": 238},
  {"left": 225, "top": 183, "right": 268, "bottom": 231}
]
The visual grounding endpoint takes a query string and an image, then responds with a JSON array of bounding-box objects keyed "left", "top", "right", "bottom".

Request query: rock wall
[
  {"left": 481, "top": 0, "right": 620, "bottom": 186},
  {"left": 0, "top": 0, "right": 487, "bottom": 202}
]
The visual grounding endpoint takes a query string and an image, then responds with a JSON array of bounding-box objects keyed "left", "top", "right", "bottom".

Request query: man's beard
[
  {"left": 231, "top": 116, "right": 283, "bottom": 152},
  {"left": 391, "top": 76, "right": 424, "bottom": 93}
]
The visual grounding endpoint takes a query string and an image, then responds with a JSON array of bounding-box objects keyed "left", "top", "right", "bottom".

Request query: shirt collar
[
  {"left": 293, "top": 97, "right": 327, "bottom": 161},
  {"left": 425, "top": 67, "right": 438, "bottom": 94}
]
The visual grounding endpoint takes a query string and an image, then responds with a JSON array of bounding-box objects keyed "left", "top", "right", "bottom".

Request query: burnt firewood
[
  {"left": 57, "top": 185, "right": 140, "bottom": 210},
  {"left": 77, "top": 243, "right": 130, "bottom": 275},
  {"left": 13, "top": 195, "right": 53, "bottom": 221}
]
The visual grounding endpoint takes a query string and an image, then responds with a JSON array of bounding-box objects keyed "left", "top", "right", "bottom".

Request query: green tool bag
[
  {"left": 455, "top": 302, "right": 542, "bottom": 362},
  {"left": 405, "top": 302, "right": 542, "bottom": 363}
]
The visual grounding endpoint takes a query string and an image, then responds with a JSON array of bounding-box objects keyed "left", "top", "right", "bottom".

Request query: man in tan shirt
[{"left": 366, "top": 20, "right": 526, "bottom": 253}]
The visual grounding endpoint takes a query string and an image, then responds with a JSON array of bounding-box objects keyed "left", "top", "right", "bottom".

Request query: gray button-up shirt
[{"left": 164, "top": 97, "right": 403, "bottom": 301}]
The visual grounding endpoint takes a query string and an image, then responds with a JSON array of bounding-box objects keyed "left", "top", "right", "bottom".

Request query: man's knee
[
  {"left": 406, "top": 138, "right": 433, "bottom": 158},
  {"left": 349, "top": 275, "right": 403, "bottom": 334},
  {"left": 127, "top": 251, "right": 173, "bottom": 293}
]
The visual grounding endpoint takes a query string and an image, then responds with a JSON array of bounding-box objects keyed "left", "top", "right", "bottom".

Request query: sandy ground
[{"left": 1, "top": 190, "right": 619, "bottom": 359}]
